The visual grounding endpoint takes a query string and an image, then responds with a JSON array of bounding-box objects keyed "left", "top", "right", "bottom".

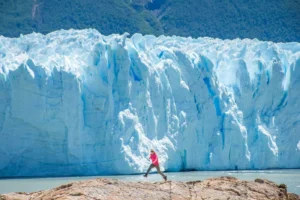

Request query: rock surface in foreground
[{"left": 1, "top": 177, "right": 299, "bottom": 200}]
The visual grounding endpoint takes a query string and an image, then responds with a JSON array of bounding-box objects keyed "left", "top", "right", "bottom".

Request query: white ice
[{"left": 0, "top": 29, "right": 299, "bottom": 177}]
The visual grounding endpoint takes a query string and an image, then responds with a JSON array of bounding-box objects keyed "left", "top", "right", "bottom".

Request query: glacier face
[{"left": 0, "top": 29, "right": 300, "bottom": 177}]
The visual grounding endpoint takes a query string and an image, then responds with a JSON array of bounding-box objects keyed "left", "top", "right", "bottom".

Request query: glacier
[{"left": 0, "top": 29, "right": 300, "bottom": 177}]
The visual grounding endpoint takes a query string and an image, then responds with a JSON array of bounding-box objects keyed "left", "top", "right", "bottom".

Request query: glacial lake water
[{"left": 0, "top": 169, "right": 299, "bottom": 195}]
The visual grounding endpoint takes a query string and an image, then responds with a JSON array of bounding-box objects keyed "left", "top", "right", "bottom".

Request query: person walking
[{"left": 143, "top": 149, "right": 167, "bottom": 181}]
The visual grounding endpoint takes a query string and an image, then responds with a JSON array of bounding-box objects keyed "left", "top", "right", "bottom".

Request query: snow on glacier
[{"left": 0, "top": 29, "right": 299, "bottom": 177}]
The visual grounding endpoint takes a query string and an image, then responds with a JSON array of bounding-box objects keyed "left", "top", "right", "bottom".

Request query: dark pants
[{"left": 145, "top": 164, "right": 166, "bottom": 178}]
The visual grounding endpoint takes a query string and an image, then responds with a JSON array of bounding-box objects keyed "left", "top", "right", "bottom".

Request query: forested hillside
[{"left": 0, "top": 0, "right": 299, "bottom": 42}]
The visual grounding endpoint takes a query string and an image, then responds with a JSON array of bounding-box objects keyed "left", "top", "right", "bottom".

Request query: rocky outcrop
[{"left": 1, "top": 177, "right": 299, "bottom": 200}]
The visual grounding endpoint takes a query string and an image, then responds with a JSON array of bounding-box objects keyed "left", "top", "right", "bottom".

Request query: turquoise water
[{"left": 1, "top": 169, "right": 299, "bottom": 195}]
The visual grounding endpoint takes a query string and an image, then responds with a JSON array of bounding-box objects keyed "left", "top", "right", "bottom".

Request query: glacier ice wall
[{"left": 0, "top": 29, "right": 300, "bottom": 177}]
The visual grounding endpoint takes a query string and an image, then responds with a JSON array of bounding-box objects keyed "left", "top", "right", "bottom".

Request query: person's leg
[
  {"left": 144, "top": 164, "right": 154, "bottom": 177},
  {"left": 155, "top": 165, "right": 167, "bottom": 180}
]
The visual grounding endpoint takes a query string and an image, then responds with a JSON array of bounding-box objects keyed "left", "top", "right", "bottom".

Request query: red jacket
[{"left": 150, "top": 153, "right": 159, "bottom": 166}]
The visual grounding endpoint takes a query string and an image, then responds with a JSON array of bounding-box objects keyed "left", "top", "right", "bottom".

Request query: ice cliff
[{"left": 0, "top": 29, "right": 300, "bottom": 177}]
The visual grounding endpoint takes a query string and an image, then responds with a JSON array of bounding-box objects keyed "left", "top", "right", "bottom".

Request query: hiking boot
[
  {"left": 164, "top": 175, "right": 167, "bottom": 181},
  {"left": 143, "top": 174, "right": 147, "bottom": 178}
]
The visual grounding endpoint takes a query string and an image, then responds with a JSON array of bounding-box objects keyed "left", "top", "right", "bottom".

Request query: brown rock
[
  {"left": 1, "top": 177, "right": 299, "bottom": 200},
  {"left": 288, "top": 193, "right": 300, "bottom": 200}
]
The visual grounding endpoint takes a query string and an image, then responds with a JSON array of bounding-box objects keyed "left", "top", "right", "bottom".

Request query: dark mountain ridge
[{"left": 0, "top": 0, "right": 299, "bottom": 42}]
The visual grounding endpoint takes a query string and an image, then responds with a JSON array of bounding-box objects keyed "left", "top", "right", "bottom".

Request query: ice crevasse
[{"left": 0, "top": 29, "right": 300, "bottom": 177}]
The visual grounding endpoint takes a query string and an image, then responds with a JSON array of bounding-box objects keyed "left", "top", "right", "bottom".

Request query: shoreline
[
  {"left": 1, "top": 168, "right": 299, "bottom": 180},
  {"left": 1, "top": 170, "right": 300, "bottom": 195}
]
